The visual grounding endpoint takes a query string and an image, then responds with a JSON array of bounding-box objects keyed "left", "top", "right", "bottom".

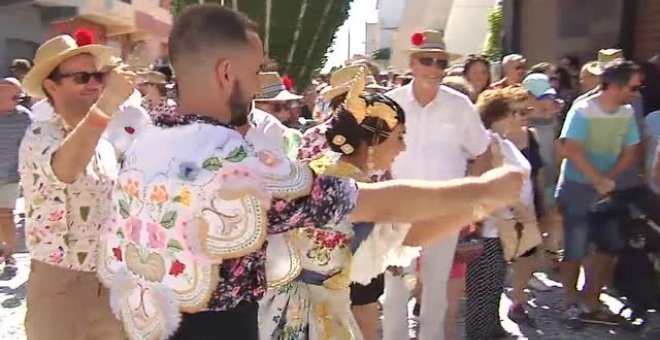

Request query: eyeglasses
[
  {"left": 417, "top": 57, "right": 449, "bottom": 70},
  {"left": 52, "top": 71, "right": 106, "bottom": 85}
]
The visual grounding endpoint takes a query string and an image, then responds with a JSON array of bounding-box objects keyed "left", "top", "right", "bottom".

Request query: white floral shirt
[
  {"left": 97, "top": 114, "right": 358, "bottom": 340},
  {"left": 19, "top": 116, "right": 118, "bottom": 271}
]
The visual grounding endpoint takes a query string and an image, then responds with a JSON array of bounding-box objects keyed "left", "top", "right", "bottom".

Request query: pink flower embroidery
[
  {"left": 311, "top": 184, "right": 323, "bottom": 201},
  {"left": 146, "top": 222, "right": 168, "bottom": 250},
  {"left": 123, "top": 217, "right": 143, "bottom": 244},
  {"left": 274, "top": 201, "right": 286, "bottom": 212},
  {"left": 47, "top": 249, "right": 64, "bottom": 264},
  {"left": 289, "top": 213, "right": 301, "bottom": 225},
  {"left": 48, "top": 210, "right": 64, "bottom": 222},
  {"left": 257, "top": 150, "right": 282, "bottom": 168}
]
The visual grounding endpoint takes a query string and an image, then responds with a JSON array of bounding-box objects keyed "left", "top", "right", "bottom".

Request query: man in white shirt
[{"left": 383, "top": 29, "right": 492, "bottom": 340}]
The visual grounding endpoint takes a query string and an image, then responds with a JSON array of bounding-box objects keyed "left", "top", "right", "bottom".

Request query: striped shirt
[{"left": 0, "top": 107, "right": 31, "bottom": 183}]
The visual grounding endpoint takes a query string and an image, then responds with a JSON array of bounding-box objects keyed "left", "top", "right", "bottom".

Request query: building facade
[
  {"left": 1, "top": 0, "right": 172, "bottom": 76},
  {"left": 503, "top": 0, "right": 660, "bottom": 64}
]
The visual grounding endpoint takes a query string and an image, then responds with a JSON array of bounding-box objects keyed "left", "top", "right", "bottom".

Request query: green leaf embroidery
[
  {"left": 77, "top": 252, "right": 88, "bottom": 264},
  {"left": 225, "top": 146, "right": 247, "bottom": 163},
  {"left": 161, "top": 211, "right": 178, "bottom": 229},
  {"left": 167, "top": 239, "right": 184, "bottom": 251},
  {"left": 118, "top": 199, "right": 130, "bottom": 219},
  {"left": 32, "top": 127, "right": 41, "bottom": 135},
  {"left": 79, "top": 206, "right": 90, "bottom": 222},
  {"left": 32, "top": 173, "right": 39, "bottom": 185},
  {"left": 202, "top": 157, "right": 222, "bottom": 171},
  {"left": 63, "top": 234, "right": 70, "bottom": 247}
]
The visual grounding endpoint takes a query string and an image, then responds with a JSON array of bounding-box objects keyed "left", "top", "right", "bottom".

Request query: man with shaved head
[{"left": 98, "top": 5, "right": 526, "bottom": 340}]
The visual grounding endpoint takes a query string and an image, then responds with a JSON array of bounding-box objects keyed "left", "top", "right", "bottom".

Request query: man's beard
[{"left": 228, "top": 80, "right": 250, "bottom": 127}]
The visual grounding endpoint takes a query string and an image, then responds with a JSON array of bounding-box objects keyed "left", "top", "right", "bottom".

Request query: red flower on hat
[
  {"left": 411, "top": 32, "right": 425, "bottom": 46},
  {"left": 73, "top": 29, "right": 96, "bottom": 46}
]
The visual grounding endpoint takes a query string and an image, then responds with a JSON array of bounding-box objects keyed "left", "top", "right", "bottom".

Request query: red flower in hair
[
  {"left": 73, "top": 29, "right": 96, "bottom": 46},
  {"left": 411, "top": 32, "right": 425, "bottom": 46}
]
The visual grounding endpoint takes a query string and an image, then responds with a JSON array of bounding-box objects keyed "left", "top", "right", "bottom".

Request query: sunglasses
[
  {"left": 53, "top": 71, "right": 106, "bottom": 85},
  {"left": 417, "top": 57, "right": 449, "bottom": 70}
]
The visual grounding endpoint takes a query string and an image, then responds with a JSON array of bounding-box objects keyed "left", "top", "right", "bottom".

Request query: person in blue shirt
[{"left": 555, "top": 60, "right": 642, "bottom": 329}]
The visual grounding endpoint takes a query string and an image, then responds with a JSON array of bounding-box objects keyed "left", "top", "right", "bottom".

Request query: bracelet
[{"left": 85, "top": 105, "right": 111, "bottom": 129}]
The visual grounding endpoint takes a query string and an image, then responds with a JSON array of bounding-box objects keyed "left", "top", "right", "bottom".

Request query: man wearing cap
[
  {"left": 383, "top": 29, "right": 492, "bottom": 340},
  {"left": 522, "top": 74, "right": 563, "bottom": 197},
  {"left": 556, "top": 59, "right": 642, "bottom": 329},
  {"left": 0, "top": 77, "right": 31, "bottom": 270},
  {"left": 490, "top": 54, "right": 527, "bottom": 89},
  {"left": 18, "top": 30, "right": 135, "bottom": 339}
]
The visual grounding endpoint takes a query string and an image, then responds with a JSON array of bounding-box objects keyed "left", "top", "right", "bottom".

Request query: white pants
[{"left": 382, "top": 233, "right": 459, "bottom": 340}]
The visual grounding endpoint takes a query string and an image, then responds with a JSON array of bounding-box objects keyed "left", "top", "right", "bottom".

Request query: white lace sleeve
[{"left": 350, "top": 222, "right": 421, "bottom": 284}]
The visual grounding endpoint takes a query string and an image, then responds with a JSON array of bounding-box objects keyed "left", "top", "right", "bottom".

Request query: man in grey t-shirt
[{"left": 0, "top": 77, "right": 31, "bottom": 268}]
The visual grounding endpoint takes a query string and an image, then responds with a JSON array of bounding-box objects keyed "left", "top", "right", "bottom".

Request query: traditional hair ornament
[
  {"left": 331, "top": 134, "right": 355, "bottom": 155},
  {"left": 411, "top": 32, "right": 425, "bottom": 46},
  {"left": 343, "top": 66, "right": 399, "bottom": 129},
  {"left": 73, "top": 29, "right": 96, "bottom": 46}
]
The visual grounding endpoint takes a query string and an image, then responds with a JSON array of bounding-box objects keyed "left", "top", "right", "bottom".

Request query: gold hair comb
[{"left": 343, "top": 66, "right": 398, "bottom": 129}]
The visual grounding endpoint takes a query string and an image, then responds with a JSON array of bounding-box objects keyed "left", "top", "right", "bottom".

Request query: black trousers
[{"left": 170, "top": 302, "right": 259, "bottom": 340}]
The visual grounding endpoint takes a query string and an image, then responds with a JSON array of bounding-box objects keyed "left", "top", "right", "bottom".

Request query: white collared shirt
[{"left": 387, "top": 82, "right": 490, "bottom": 181}]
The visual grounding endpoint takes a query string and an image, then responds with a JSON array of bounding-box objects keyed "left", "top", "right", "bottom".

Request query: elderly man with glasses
[{"left": 382, "top": 29, "right": 494, "bottom": 340}]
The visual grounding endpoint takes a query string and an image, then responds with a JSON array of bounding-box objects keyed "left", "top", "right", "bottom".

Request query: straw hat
[
  {"left": 586, "top": 49, "right": 624, "bottom": 76},
  {"left": 320, "top": 65, "right": 366, "bottom": 100},
  {"left": 22, "top": 30, "right": 114, "bottom": 98},
  {"left": 138, "top": 71, "right": 168, "bottom": 84},
  {"left": 255, "top": 72, "right": 303, "bottom": 101},
  {"left": 408, "top": 29, "right": 462, "bottom": 61}
]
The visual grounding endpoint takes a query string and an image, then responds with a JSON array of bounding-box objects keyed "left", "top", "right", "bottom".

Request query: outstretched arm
[{"left": 350, "top": 166, "right": 524, "bottom": 224}]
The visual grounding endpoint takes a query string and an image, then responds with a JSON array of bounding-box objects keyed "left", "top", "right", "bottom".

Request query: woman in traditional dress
[{"left": 259, "top": 67, "right": 500, "bottom": 340}]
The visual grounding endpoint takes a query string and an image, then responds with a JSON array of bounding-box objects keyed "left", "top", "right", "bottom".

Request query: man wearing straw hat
[
  {"left": 574, "top": 49, "right": 625, "bottom": 102},
  {"left": 138, "top": 70, "right": 177, "bottom": 119},
  {"left": 252, "top": 71, "right": 305, "bottom": 158},
  {"left": 237, "top": 72, "right": 292, "bottom": 158},
  {"left": 18, "top": 30, "right": 136, "bottom": 339},
  {"left": 383, "top": 29, "right": 493, "bottom": 340}
]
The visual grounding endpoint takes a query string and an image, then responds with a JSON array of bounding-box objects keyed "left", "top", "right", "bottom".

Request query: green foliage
[
  {"left": 171, "top": 0, "right": 352, "bottom": 90},
  {"left": 482, "top": 3, "right": 504, "bottom": 63},
  {"left": 371, "top": 47, "right": 391, "bottom": 60}
]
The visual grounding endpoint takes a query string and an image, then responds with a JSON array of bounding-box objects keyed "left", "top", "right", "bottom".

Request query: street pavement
[{"left": 2, "top": 200, "right": 659, "bottom": 339}]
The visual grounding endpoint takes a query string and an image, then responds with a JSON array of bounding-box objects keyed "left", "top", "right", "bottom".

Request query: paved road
[{"left": 2, "top": 210, "right": 659, "bottom": 339}]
